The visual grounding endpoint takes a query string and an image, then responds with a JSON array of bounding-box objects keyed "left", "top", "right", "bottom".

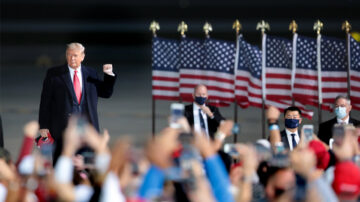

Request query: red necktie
[{"left": 73, "top": 70, "right": 82, "bottom": 103}]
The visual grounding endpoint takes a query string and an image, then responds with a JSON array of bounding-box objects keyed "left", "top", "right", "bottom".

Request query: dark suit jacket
[
  {"left": 39, "top": 64, "right": 116, "bottom": 142},
  {"left": 318, "top": 117, "right": 360, "bottom": 145},
  {"left": 280, "top": 130, "right": 300, "bottom": 150},
  {"left": 280, "top": 130, "right": 290, "bottom": 150},
  {"left": 184, "top": 104, "right": 225, "bottom": 139}
]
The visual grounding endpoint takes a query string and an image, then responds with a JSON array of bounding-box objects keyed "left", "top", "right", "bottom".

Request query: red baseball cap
[
  {"left": 308, "top": 140, "right": 330, "bottom": 170},
  {"left": 332, "top": 161, "right": 360, "bottom": 199}
]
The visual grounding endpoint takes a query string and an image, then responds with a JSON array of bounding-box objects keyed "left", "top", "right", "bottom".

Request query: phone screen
[
  {"left": 302, "top": 125, "right": 314, "bottom": 143},
  {"left": 333, "top": 125, "right": 345, "bottom": 146},
  {"left": 170, "top": 103, "right": 184, "bottom": 128}
]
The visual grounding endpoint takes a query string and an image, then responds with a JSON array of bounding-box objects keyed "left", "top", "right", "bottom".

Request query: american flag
[
  {"left": 179, "top": 37, "right": 236, "bottom": 106},
  {"left": 151, "top": 37, "right": 180, "bottom": 100},
  {"left": 320, "top": 36, "right": 348, "bottom": 109},
  {"left": 235, "top": 35, "right": 263, "bottom": 108},
  {"left": 264, "top": 35, "right": 293, "bottom": 101},
  {"left": 349, "top": 35, "right": 360, "bottom": 110},
  {"left": 264, "top": 35, "right": 313, "bottom": 119},
  {"left": 292, "top": 35, "right": 319, "bottom": 108}
]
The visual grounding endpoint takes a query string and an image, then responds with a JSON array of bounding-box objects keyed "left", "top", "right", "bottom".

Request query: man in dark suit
[
  {"left": 38, "top": 42, "right": 116, "bottom": 162},
  {"left": 318, "top": 95, "right": 360, "bottom": 145},
  {"left": 280, "top": 106, "right": 302, "bottom": 151},
  {"left": 184, "top": 84, "right": 225, "bottom": 139}
]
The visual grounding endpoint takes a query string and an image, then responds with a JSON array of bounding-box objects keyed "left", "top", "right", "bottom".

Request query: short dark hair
[{"left": 284, "top": 106, "right": 302, "bottom": 117}]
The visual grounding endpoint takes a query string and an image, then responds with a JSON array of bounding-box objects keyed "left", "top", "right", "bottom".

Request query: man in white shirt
[
  {"left": 184, "top": 84, "right": 225, "bottom": 139},
  {"left": 279, "top": 106, "right": 302, "bottom": 151}
]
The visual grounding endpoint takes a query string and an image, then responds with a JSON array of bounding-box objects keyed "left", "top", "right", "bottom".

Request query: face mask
[
  {"left": 285, "top": 119, "right": 299, "bottom": 129},
  {"left": 335, "top": 107, "right": 347, "bottom": 119},
  {"left": 194, "top": 96, "right": 207, "bottom": 105}
]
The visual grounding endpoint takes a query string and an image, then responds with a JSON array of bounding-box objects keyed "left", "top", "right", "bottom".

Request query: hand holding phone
[
  {"left": 302, "top": 125, "right": 314, "bottom": 143},
  {"left": 170, "top": 103, "right": 185, "bottom": 129}
]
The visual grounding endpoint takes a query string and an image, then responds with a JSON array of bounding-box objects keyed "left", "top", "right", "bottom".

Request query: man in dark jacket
[
  {"left": 318, "top": 95, "right": 360, "bottom": 145},
  {"left": 184, "top": 84, "right": 225, "bottom": 139},
  {"left": 38, "top": 42, "right": 116, "bottom": 162}
]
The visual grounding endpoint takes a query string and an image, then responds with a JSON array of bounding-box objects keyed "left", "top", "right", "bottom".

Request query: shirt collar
[
  {"left": 285, "top": 129, "right": 298, "bottom": 136},
  {"left": 68, "top": 65, "right": 81, "bottom": 73},
  {"left": 193, "top": 102, "right": 204, "bottom": 111},
  {"left": 337, "top": 116, "right": 349, "bottom": 124}
]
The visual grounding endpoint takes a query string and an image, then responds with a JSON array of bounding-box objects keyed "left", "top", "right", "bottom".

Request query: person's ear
[
  {"left": 348, "top": 104, "right": 352, "bottom": 113},
  {"left": 299, "top": 118, "right": 302, "bottom": 124}
]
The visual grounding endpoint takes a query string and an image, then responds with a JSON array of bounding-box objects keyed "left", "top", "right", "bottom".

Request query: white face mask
[{"left": 335, "top": 106, "right": 347, "bottom": 119}]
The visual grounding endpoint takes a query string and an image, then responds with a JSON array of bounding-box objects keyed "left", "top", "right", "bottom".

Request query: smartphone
[
  {"left": 274, "top": 142, "right": 285, "bottom": 154},
  {"left": 224, "top": 143, "right": 239, "bottom": 158},
  {"left": 39, "top": 143, "right": 53, "bottom": 174},
  {"left": 232, "top": 123, "right": 240, "bottom": 135},
  {"left": 302, "top": 125, "right": 314, "bottom": 143},
  {"left": 333, "top": 124, "right": 345, "bottom": 146},
  {"left": 170, "top": 103, "right": 184, "bottom": 128}
]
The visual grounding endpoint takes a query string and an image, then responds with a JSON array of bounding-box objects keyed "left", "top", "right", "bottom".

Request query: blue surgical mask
[
  {"left": 194, "top": 96, "right": 207, "bottom": 105},
  {"left": 335, "top": 107, "right": 347, "bottom": 119},
  {"left": 285, "top": 119, "right": 300, "bottom": 129}
]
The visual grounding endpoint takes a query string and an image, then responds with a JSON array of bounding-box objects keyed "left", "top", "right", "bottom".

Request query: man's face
[
  {"left": 334, "top": 98, "right": 351, "bottom": 116},
  {"left": 284, "top": 110, "right": 302, "bottom": 124},
  {"left": 66, "top": 48, "right": 85, "bottom": 69},
  {"left": 193, "top": 85, "right": 208, "bottom": 99}
]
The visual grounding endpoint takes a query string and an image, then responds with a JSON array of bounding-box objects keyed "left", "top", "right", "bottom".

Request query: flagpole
[
  {"left": 342, "top": 21, "right": 352, "bottom": 99},
  {"left": 178, "top": 21, "right": 188, "bottom": 104},
  {"left": 232, "top": 19, "right": 241, "bottom": 143},
  {"left": 313, "top": 20, "right": 323, "bottom": 124},
  {"left": 149, "top": 20, "right": 160, "bottom": 137},
  {"left": 257, "top": 20, "right": 270, "bottom": 139},
  {"left": 289, "top": 20, "right": 298, "bottom": 106}
]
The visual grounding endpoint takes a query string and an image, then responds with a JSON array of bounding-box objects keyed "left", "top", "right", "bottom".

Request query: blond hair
[{"left": 66, "top": 42, "right": 85, "bottom": 54}]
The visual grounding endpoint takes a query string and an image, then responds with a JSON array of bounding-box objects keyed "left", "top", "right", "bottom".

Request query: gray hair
[
  {"left": 334, "top": 95, "right": 351, "bottom": 105},
  {"left": 66, "top": 42, "right": 85, "bottom": 54}
]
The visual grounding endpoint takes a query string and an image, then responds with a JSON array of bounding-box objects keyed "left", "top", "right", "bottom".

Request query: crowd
[
  {"left": 1, "top": 43, "right": 360, "bottom": 202},
  {"left": 0, "top": 101, "right": 359, "bottom": 202}
]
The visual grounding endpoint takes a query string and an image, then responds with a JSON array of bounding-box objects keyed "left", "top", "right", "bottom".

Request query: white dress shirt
[
  {"left": 285, "top": 129, "right": 300, "bottom": 151},
  {"left": 337, "top": 116, "right": 349, "bottom": 124},
  {"left": 68, "top": 65, "right": 83, "bottom": 92},
  {"left": 193, "top": 103, "right": 209, "bottom": 138}
]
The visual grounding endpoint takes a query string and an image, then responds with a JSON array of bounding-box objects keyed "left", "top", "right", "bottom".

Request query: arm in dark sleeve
[
  {"left": 38, "top": 71, "right": 53, "bottom": 130},
  {"left": 96, "top": 73, "right": 117, "bottom": 98}
]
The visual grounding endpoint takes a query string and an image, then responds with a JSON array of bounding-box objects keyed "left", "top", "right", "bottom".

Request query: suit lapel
[
  {"left": 280, "top": 130, "right": 290, "bottom": 150},
  {"left": 81, "top": 65, "right": 89, "bottom": 101},
  {"left": 60, "top": 65, "right": 77, "bottom": 103}
]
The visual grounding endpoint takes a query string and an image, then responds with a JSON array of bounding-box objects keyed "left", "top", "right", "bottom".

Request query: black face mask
[{"left": 194, "top": 96, "right": 207, "bottom": 105}]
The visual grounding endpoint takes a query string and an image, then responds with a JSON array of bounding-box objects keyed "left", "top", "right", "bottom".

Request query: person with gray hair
[
  {"left": 318, "top": 95, "right": 359, "bottom": 146},
  {"left": 38, "top": 42, "right": 117, "bottom": 164}
]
